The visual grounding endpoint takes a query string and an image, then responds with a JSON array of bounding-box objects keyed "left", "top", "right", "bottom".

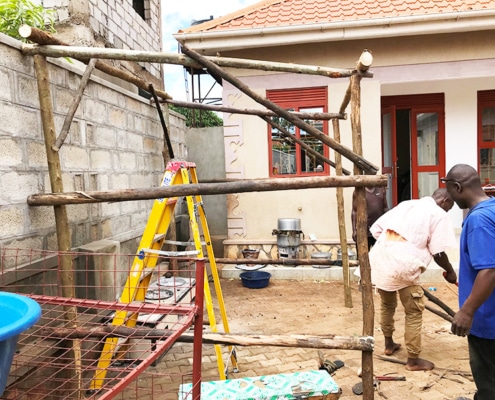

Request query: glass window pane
[
  {"left": 418, "top": 172, "right": 439, "bottom": 198},
  {"left": 480, "top": 148, "right": 495, "bottom": 185},
  {"left": 382, "top": 112, "right": 393, "bottom": 207},
  {"left": 416, "top": 113, "right": 438, "bottom": 166},
  {"left": 271, "top": 112, "right": 297, "bottom": 175},
  {"left": 300, "top": 107, "right": 324, "bottom": 172},
  {"left": 482, "top": 107, "right": 495, "bottom": 143}
]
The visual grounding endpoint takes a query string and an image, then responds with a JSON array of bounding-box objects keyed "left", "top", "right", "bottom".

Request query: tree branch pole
[
  {"left": 21, "top": 42, "right": 372, "bottom": 79},
  {"left": 215, "top": 258, "right": 359, "bottom": 266},
  {"left": 422, "top": 287, "right": 456, "bottom": 317},
  {"left": 27, "top": 174, "right": 388, "bottom": 206},
  {"left": 348, "top": 70, "right": 375, "bottom": 400},
  {"left": 332, "top": 118, "right": 353, "bottom": 308},
  {"left": 163, "top": 98, "right": 346, "bottom": 120},
  {"left": 41, "top": 326, "right": 374, "bottom": 352},
  {"left": 149, "top": 84, "right": 174, "bottom": 160},
  {"left": 33, "top": 54, "right": 82, "bottom": 395},
  {"left": 18, "top": 25, "right": 171, "bottom": 100},
  {"left": 53, "top": 58, "right": 96, "bottom": 151},
  {"left": 425, "top": 304, "right": 453, "bottom": 322},
  {"left": 262, "top": 115, "right": 351, "bottom": 175},
  {"left": 181, "top": 45, "right": 378, "bottom": 174}
]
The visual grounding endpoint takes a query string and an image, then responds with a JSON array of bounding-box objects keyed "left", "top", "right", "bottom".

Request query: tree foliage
[
  {"left": 169, "top": 105, "right": 223, "bottom": 128},
  {"left": 0, "top": 0, "right": 55, "bottom": 41}
]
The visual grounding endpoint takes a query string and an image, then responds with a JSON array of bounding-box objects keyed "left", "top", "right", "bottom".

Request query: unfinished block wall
[
  {"left": 42, "top": 0, "right": 163, "bottom": 87},
  {"left": 0, "top": 35, "right": 186, "bottom": 252}
]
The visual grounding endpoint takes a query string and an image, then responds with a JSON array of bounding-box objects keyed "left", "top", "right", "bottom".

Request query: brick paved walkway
[{"left": 133, "top": 278, "right": 475, "bottom": 400}]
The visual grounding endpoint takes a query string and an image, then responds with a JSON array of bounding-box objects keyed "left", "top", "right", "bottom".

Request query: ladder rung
[
  {"left": 162, "top": 240, "right": 206, "bottom": 246},
  {"left": 141, "top": 248, "right": 200, "bottom": 257},
  {"left": 152, "top": 236, "right": 206, "bottom": 247}
]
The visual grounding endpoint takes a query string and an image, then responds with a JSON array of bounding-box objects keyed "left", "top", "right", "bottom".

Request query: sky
[{"left": 161, "top": 0, "right": 261, "bottom": 102}]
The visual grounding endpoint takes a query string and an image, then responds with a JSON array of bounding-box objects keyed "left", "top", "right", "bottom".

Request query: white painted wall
[
  {"left": 378, "top": 59, "right": 495, "bottom": 230},
  {"left": 222, "top": 73, "right": 382, "bottom": 241}
]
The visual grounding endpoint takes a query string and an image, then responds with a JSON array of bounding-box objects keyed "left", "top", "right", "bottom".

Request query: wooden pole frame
[{"left": 20, "top": 26, "right": 380, "bottom": 397}]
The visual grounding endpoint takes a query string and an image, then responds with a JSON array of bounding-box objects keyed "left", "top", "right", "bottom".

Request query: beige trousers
[{"left": 378, "top": 285, "right": 425, "bottom": 359}]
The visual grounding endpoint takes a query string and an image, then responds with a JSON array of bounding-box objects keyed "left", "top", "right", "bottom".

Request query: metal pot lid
[{"left": 277, "top": 218, "right": 301, "bottom": 231}]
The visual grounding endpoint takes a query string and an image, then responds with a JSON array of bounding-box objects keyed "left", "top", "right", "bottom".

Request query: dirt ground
[{"left": 157, "top": 277, "right": 476, "bottom": 400}]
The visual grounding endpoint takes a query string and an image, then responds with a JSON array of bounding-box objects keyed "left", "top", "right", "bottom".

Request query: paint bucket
[{"left": 0, "top": 292, "right": 41, "bottom": 396}]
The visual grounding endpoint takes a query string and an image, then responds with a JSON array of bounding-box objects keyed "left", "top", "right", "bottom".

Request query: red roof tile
[{"left": 180, "top": 0, "right": 495, "bottom": 33}]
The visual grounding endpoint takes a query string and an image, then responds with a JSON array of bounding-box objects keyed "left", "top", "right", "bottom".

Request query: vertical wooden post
[
  {"left": 350, "top": 73, "right": 374, "bottom": 400},
  {"left": 33, "top": 54, "right": 81, "bottom": 397},
  {"left": 332, "top": 118, "right": 352, "bottom": 308}
]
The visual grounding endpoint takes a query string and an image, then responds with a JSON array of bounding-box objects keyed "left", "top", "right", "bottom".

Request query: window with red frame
[
  {"left": 267, "top": 87, "right": 328, "bottom": 177},
  {"left": 478, "top": 90, "right": 495, "bottom": 185}
]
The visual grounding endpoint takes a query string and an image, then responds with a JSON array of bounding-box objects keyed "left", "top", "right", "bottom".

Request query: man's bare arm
[{"left": 452, "top": 268, "right": 495, "bottom": 336}]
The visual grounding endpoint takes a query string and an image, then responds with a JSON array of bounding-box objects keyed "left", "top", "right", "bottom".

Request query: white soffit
[{"left": 174, "top": 10, "right": 495, "bottom": 53}]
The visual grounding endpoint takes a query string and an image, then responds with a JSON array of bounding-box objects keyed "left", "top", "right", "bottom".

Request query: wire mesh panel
[{"left": 0, "top": 248, "right": 203, "bottom": 400}]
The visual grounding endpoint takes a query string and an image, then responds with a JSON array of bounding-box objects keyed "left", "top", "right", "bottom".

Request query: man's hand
[
  {"left": 352, "top": 232, "right": 357, "bottom": 242},
  {"left": 451, "top": 308, "right": 473, "bottom": 337},
  {"left": 443, "top": 270, "right": 458, "bottom": 285}
]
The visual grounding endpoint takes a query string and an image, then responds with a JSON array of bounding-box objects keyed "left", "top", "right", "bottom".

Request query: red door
[{"left": 382, "top": 94, "right": 445, "bottom": 205}]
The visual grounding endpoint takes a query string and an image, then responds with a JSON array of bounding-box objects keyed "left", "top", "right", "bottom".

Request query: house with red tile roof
[{"left": 174, "top": 0, "right": 495, "bottom": 262}]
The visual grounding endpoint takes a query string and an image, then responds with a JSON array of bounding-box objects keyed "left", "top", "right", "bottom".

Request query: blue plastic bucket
[{"left": 0, "top": 292, "right": 41, "bottom": 396}]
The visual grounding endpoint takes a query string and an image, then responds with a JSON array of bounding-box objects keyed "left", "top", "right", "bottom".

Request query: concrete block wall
[
  {"left": 0, "top": 34, "right": 187, "bottom": 252},
  {"left": 42, "top": 0, "right": 163, "bottom": 84}
]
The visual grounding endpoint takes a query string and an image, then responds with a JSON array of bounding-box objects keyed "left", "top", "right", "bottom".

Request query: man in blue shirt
[{"left": 443, "top": 164, "right": 495, "bottom": 400}]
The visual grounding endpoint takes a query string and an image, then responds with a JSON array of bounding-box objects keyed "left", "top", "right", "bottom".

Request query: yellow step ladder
[{"left": 89, "top": 161, "right": 237, "bottom": 392}]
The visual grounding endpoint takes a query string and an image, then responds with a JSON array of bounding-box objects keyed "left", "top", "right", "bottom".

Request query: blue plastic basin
[
  {"left": 0, "top": 292, "right": 41, "bottom": 396},
  {"left": 239, "top": 271, "right": 271, "bottom": 289}
]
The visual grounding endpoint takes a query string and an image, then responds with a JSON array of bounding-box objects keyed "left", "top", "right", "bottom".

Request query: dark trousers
[{"left": 468, "top": 334, "right": 495, "bottom": 400}]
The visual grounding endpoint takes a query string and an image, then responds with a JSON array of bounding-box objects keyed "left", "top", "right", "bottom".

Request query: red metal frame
[{"left": 0, "top": 248, "right": 204, "bottom": 400}]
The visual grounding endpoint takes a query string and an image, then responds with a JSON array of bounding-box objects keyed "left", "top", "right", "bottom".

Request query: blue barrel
[{"left": 0, "top": 292, "right": 41, "bottom": 396}]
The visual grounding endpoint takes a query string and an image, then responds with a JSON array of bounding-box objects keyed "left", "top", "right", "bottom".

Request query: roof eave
[{"left": 174, "top": 10, "right": 495, "bottom": 54}]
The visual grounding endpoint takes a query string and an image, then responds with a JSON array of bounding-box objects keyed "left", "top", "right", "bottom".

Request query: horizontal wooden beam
[
  {"left": 164, "top": 98, "right": 346, "bottom": 120},
  {"left": 215, "top": 258, "right": 359, "bottom": 267},
  {"left": 18, "top": 25, "right": 172, "bottom": 100},
  {"left": 27, "top": 175, "right": 388, "bottom": 206},
  {"left": 21, "top": 42, "right": 373, "bottom": 79},
  {"left": 42, "top": 325, "right": 375, "bottom": 351}
]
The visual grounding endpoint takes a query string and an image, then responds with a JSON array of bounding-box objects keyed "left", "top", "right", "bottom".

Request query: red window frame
[
  {"left": 478, "top": 90, "right": 495, "bottom": 185},
  {"left": 267, "top": 87, "right": 329, "bottom": 177}
]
